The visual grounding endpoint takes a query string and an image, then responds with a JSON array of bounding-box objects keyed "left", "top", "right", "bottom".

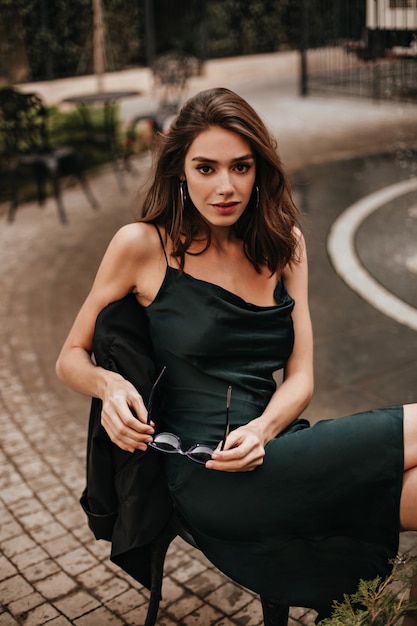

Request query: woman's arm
[
  {"left": 255, "top": 231, "right": 314, "bottom": 439},
  {"left": 207, "top": 232, "right": 313, "bottom": 471},
  {"left": 56, "top": 223, "right": 158, "bottom": 452}
]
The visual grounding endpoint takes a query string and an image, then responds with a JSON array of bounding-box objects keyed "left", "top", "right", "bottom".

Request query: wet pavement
[{"left": 1, "top": 52, "right": 417, "bottom": 625}]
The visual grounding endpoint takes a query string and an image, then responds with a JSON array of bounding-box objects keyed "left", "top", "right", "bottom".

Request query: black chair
[
  {"left": 151, "top": 52, "right": 199, "bottom": 116},
  {"left": 123, "top": 53, "right": 200, "bottom": 170},
  {"left": 0, "top": 87, "right": 98, "bottom": 223},
  {"left": 145, "top": 509, "right": 289, "bottom": 626}
]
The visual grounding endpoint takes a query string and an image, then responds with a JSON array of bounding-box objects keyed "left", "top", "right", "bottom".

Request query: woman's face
[{"left": 182, "top": 125, "right": 256, "bottom": 229}]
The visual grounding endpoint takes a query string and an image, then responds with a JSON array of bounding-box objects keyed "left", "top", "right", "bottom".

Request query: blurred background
[{"left": 0, "top": 0, "right": 415, "bottom": 101}]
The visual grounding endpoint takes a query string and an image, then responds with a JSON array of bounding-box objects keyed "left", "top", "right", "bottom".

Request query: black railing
[{"left": 303, "top": 0, "right": 417, "bottom": 102}]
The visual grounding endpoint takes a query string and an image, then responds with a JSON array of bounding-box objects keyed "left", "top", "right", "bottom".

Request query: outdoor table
[{"left": 62, "top": 90, "right": 141, "bottom": 190}]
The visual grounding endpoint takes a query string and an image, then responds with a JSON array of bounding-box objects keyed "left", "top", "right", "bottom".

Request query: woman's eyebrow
[{"left": 191, "top": 154, "right": 255, "bottom": 163}]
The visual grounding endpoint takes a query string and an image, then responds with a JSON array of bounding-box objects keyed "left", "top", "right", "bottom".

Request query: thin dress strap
[{"left": 153, "top": 223, "right": 168, "bottom": 266}]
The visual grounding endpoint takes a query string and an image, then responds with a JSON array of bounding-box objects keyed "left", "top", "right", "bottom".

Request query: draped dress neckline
[{"left": 146, "top": 264, "right": 289, "bottom": 312}]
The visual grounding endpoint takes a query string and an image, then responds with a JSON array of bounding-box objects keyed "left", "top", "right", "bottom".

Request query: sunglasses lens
[
  {"left": 151, "top": 432, "right": 181, "bottom": 453},
  {"left": 187, "top": 444, "right": 214, "bottom": 464}
]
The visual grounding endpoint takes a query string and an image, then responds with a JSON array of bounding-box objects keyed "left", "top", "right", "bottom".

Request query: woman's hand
[
  {"left": 100, "top": 375, "right": 155, "bottom": 453},
  {"left": 205, "top": 423, "right": 266, "bottom": 472}
]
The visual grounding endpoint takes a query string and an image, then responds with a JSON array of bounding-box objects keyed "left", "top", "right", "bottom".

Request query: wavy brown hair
[{"left": 141, "top": 87, "right": 302, "bottom": 274}]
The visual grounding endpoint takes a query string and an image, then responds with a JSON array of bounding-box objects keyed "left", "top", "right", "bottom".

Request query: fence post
[
  {"left": 300, "top": 0, "right": 309, "bottom": 96},
  {"left": 144, "top": 0, "right": 156, "bottom": 66},
  {"left": 40, "top": 0, "right": 53, "bottom": 80}
]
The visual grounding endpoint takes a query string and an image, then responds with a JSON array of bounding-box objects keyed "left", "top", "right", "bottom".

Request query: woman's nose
[{"left": 216, "top": 171, "right": 234, "bottom": 194}]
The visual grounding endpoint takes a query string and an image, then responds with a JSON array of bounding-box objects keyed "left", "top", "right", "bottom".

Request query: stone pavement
[{"left": 0, "top": 52, "right": 417, "bottom": 625}]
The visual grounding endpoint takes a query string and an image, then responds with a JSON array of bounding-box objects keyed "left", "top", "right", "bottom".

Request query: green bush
[
  {"left": 319, "top": 555, "right": 417, "bottom": 626},
  {"left": 0, "top": 103, "right": 148, "bottom": 204}
]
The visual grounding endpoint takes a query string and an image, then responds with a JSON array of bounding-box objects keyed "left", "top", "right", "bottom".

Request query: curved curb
[{"left": 327, "top": 177, "right": 417, "bottom": 333}]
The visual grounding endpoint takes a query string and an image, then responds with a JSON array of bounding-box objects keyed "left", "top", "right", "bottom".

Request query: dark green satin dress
[{"left": 144, "top": 263, "right": 403, "bottom": 613}]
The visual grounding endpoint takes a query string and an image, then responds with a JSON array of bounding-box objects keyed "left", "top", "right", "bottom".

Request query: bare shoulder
[
  {"left": 108, "top": 222, "right": 162, "bottom": 262},
  {"left": 104, "top": 222, "right": 168, "bottom": 304}
]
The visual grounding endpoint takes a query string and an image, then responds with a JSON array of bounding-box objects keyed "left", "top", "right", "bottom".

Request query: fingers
[
  {"left": 101, "top": 388, "right": 154, "bottom": 453},
  {"left": 101, "top": 406, "right": 154, "bottom": 452},
  {"left": 206, "top": 429, "right": 265, "bottom": 472}
]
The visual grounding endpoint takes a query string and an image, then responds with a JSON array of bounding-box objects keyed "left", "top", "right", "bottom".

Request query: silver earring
[
  {"left": 179, "top": 181, "right": 187, "bottom": 209},
  {"left": 255, "top": 185, "right": 260, "bottom": 209}
]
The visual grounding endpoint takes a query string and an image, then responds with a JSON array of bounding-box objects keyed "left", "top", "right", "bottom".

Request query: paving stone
[
  {"left": 0, "top": 574, "right": 34, "bottom": 604},
  {"left": 0, "top": 466, "right": 21, "bottom": 491},
  {"left": 2, "top": 535, "right": 38, "bottom": 560},
  {"left": 42, "top": 534, "right": 83, "bottom": 559},
  {"left": 178, "top": 602, "right": 225, "bottom": 625},
  {"left": 10, "top": 498, "right": 45, "bottom": 520},
  {"left": 53, "top": 589, "right": 101, "bottom": 621},
  {"left": 70, "top": 524, "right": 94, "bottom": 545},
  {"left": 168, "top": 550, "right": 208, "bottom": 584},
  {"left": 147, "top": 614, "right": 178, "bottom": 626},
  {"left": 0, "top": 556, "right": 17, "bottom": 581},
  {"left": 20, "top": 602, "right": 60, "bottom": 625},
  {"left": 34, "top": 571, "right": 78, "bottom": 600},
  {"left": 0, "top": 521, "right": 25, "bottom": 544},
  {"left": 92, "top": 576, "right": 131, "bottom": 603},
  {"left": 22, "top": 558, "right": 61, "bottom": 583},
  {"left": 0, "top": 611, "right": 19, "bottom": 625},
  {"left": 75, "top": 563, "right": 115, "bottom": 589},
  {"left": 7, "top": 591, "right": 44, "bottom": 619},
  {"left": 30, "top": 522, "right": 68, "bottom": 544},
  {"left": 25, "top": 473, "right": 62, "bottom": 493},
  {"left": 104, "top": 588, "right": 147, "bottom": 615},
  {"left": 155, "top": 576, "right": 184, "bottom": 605},
  {"left": 185, "top": 568, "right": 229, "bottom": 597},
  {"left": 231, "top": 597, "right": 264, "bottom": 626},
  {"left": 38, "top": 491, "right": 75, "bottom": 516},
  {"left": 54, "top": 505, "right": 87, "bottom": 532},
  {"left": 206, "top": 581, "right": 256, "bottom": 614},
  {"left": 164, "top": 590, "right": 204, "bottom": 620},
  {"left": 56, "top": 547, "right": 99, "bottom": 577},
  {"left": 72, "top": 606, "right": 124, "bottom": 625},
  {"left": 82, "top": 539, "right": 110, "bottom": 561},
  {"left": 11, "top": 546, "right": 50, "bottom": 571},
  {"left": 19, "top": 509, "right": 56, "bottom": 531},
  {"left": 1, "top": 483, "right": 34, "bottom": 506}
]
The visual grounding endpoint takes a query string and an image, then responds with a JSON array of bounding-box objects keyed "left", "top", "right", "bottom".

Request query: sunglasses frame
[{"left": 146, "top": 366, "right": 231, "bottom": 464}]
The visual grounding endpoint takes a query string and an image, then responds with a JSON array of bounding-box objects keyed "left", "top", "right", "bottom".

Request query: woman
[{"left": 56, "top": 87, "right": 417, "bottom": 622}]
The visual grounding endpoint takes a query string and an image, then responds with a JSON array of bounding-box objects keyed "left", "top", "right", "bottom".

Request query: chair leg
[
  {"left": 261, "top": 597, "right": 289, "bottom": 626},
  {"left": 71, "top": 153, "right": 100, "bottom": 210},
  {"left": 76, "top": 171, "right": 100, "bottom": 210},
  {"left": 7, "top": 164, "right": 19, "bottom": 223},
  {"left": 7, "top": 198, "right": 18, "bottom": 223},
  {"left": 34, "top": 163, "right": 47, "bottom": 206},
  {"left": 50, "top": 170, "right": 68, "bottom": 224},
  {"left": 144, "top": 521, "right": 178, "bottom": 626}
]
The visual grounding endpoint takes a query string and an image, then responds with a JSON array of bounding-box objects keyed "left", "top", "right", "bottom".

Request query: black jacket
[{"left": 80, "top": 294, "right": 173, "bottom": 589}]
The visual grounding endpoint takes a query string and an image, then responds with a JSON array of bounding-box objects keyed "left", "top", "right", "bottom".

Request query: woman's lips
[{"left": 212, "top": 202, "right": 238, "bottom": 214}]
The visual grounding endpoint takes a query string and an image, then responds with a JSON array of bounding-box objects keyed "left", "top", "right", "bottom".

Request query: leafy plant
[
  {"left": 0, "top": 102, "right": 148, "bottom": 204},
  {"left": 319, "top": 555, "right": 417, "bottom": 626}
]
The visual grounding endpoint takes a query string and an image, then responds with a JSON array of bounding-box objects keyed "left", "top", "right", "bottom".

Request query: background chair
[
  {"left": 124, "top": 52, "right": 200, "bottom": 170},
  {"left": 145, "top": 509, "right": 290, "bottom": 626},
  {"left": 0, "top": 87, "right": 98, "bottom": 223}
]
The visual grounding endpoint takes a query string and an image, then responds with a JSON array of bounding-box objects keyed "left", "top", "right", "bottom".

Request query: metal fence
[{"left": 304, "top": 0, "right": 417, "bottom": 102}]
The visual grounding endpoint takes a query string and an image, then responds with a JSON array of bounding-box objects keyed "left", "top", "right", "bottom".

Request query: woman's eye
[
  {"left": 197, "top": 165, "right": 213, "bottom": 174},
  {"left": 235, "top": 163, "right": 250, "bottom": 173}
]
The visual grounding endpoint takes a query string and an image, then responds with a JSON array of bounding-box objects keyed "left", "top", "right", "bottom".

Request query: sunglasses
[{"left": 146, "top": 366, "right": 232, "bottom": 465}]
